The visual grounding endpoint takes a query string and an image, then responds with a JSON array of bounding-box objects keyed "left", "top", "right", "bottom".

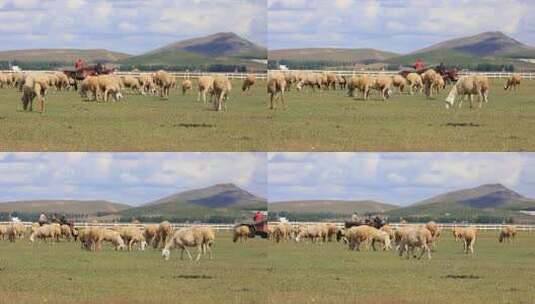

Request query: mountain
[
  {"left": 269, "top": 200, "right": 398, "bottom": 215},
  {"left": 0, "top": 200, "right": 131, "bottom": 214},
  {"left": 385, "top": 184, "right": 535, "bottom": 221},
  {"left": 269, "top": 48, "right": 398, "bottom": 62},
  {"left": 0, "top": 49, "right": 130, "bottom": 63},
  {"left": 119, "top": 183, "right": 266, "bottom": 220}
]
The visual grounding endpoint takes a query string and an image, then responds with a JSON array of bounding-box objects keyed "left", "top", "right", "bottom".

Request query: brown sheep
[
  {"left": 398, "top": 226, "right": 433, "bottom": 259},
  {"left": 242, "top": 74, "right": 256, "bottom": 92},
  {"left": 422, "top": 69, "right": 438, "bottom": 98},
  {"left": 155, "top": 221, "right": 173, "bottom": 249},
  {"left": 154, "top": 70, "right": 175, "bottom": 98},
  {"left": 499, "top": 226, "right": 517, "bottom": 243},
  {"left": 212, "top": 76, "right": 232, "bottom": 111},
  {"left": 197, "top": 76, "right": 215, "bottom": 103},
  {"left": 143, "top": 224, "right": 159, "bottom": 248},
  {"left": 406, "top": 73, "right": 423, "bottom": 95},
  {"left": 392, "top": 75, "right": 407, "bottom": 94},
  {"left": 233, "top": 225, "right": 250, "bottom": 242},
  {"left": 460, "top": 227, "right": 477, "bottom": 254},
  {"left": 21, "top": 74, "right": 49, "bottom": 112},
  {"left": 370, "top": 75, "right": 393, "bottom": 100},
  {"left": 267, "top": 72, "right": 287, "bottom": 110},
  {"left": 504, "top": 74, "right": 521, "bottom": 91},
  {"left": 347, "top": 74, "right": 371, "bottom": 100},
  {"left": 181, "top": 79, "right": 192, "bottom": 95},
  {"left": 445, "top": 75, "right": 489, "bottom": 109}
]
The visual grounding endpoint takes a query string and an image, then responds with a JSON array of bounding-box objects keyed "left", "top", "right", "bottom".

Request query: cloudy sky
[
  {"left": 268, "top": 0, "right": 535, "bottom": 53},
  {"left": 0, "top": 0, "right": 266, "bottom": 54},
  {"left": 268, "top": 153, "right": 535, "bottom": 205},
  {"left": 0, "top": 153, "right": 266, "bottom": 205}
]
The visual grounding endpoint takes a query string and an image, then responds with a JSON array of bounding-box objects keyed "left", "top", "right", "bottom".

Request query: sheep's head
[
  {"left": 162, "top": 249, "right": 171, "bottom": 260},
  {"left": 140, "top": 240, "right": 147, "bottom": 251}
]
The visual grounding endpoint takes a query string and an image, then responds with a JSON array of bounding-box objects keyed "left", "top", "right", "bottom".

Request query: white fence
[
  {"left": 0, "top": 70, "right": 267, "bottom": 80},
  {"left": 269, "top": 69, "right": 535, "bottom": 80},
  {"left": 0, "top": 221, "right": 236, "bottom": 231}
]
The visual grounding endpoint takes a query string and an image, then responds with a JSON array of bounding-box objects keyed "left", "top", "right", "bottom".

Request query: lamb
[
  {"left": 370, "top": 75, "right": 393, "bottom": 100},
  {"left": 122, "top": 76, "right": 143, "bottom": 95},
  {"left": 460, "top": 227, "right": 477, "bottom": 254},
  {"left": 154, "top": 70, "right": 175, "bottom": 98},
  {"left": 233, "top": 225, "right": 250, "bottom": 242},
  {"left": 143, "top": 224, "right": 159, "bottom": 248},
  {"left": 405, "top": 73, "right": 423, "bottom": 95},
  {"left": 392, "top": 75, "right": 407, "bottom": 94},
  {"left": 162, "top": 227, "right": 207, "bottom": 261},
  {"left": 504, "top": 74, "right": 521, "bottom": 91},
  {"left": 97, "top": 75, "right": 123, "bottom": 102},
  {"left": 445, "top": 75, "right": 489, "bottom": 109},
  {"left": 398, "top": 226, "right": 433, "bottom": 259},
  {"left": 103, "top": 229, "right": 126, "bottom": 250},
  {"left": 338, "top": 75, "right": 347, "bottom": 90},
  {"left": 242, "top": 74, "right": 256, "bottom": 92},
  {"left": 21, "top": 74, "right": 49, "bottom": 112},
  {"left": 181, "top": 79, "right": 192, "bottom": 95},
  {"left": 499, "top": 226, "right": 516, "bottom": 243},
  {"left": 197, "top": 76, "right": 215, "bottom": 103},
  {"left": 267, "top": 72, "right": 287, "bottom": 110},
  {"left": 212, "top": 75, "right": 232, "bottom": 111}
]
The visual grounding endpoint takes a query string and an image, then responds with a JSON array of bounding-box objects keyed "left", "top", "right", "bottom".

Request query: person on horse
[
  {"left": 95, "top": 62, "right": 103, "bottom": 75},
  {"left": 253, "top": 211, "right": 264, "bottom": 223},
  {"left": 38, "top": 213, "right": 48, "bottom": 226},
  {"left": 75, "top": 58, "right": 85, "bottom": 70},
  {"left": 413, "top": 58, "right": 425, "bottom": 70}
]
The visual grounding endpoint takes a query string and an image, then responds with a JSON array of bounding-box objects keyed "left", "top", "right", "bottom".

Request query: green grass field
[
  {"left": 0, "top": 232, "right": 267, "bottom": 304},
  {"left": 0, "top": 79, "right": 267, "bottom": 151},
  {"left": 268, "top": 230, "right": 535, "bottom": 304},
  {"left": 269, "top": 79, "right": 535, "bottom": 151}
]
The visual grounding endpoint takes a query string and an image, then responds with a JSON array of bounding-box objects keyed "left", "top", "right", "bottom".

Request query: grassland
[
  {"left": 269, "top": 79, "right": 535, "bottom": 151},
  {"left": 0, "top": 79, "right": 267, "bottom": 151},
  {"left": 268, "top": 230, "right": 535, "bottom": 304},
  {"left": 0, "top": 232, "right": 267, "bottom": 304}
]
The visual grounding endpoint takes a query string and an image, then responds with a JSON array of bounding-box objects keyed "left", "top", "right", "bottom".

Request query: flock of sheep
[
  {"left": 266, "top": 222, "right": 519, "bottom": 260},
  {"left": 0, "top": 221, "right": 215, "bottom": 262},
  {"left": 0, "top": 70, "right": 259, "bottom": 113},
  {"left": 267, "top": 70, "right": 523, "bottom": 110}
]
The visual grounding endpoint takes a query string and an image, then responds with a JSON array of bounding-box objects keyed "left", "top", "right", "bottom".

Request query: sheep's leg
[
  {"left": 195, "top": 245, "right": 202, "bottom": 261},
  {"left": 184, "top": 248, "right": 193, "bottom": 261}
]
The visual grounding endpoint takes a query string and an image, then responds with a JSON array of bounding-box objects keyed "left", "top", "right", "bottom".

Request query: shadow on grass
[
  {"left": 442, "top": 274, "right": 481, "bottom": 280},
  {"left": 444, "top": 122, "right": 481, "bottom": 127},
  {"left": 174, "top": 123, "right": 214, "bottom": 128},
  {"left": 171, "top": 274, "right": 213, "bottom": 280}
]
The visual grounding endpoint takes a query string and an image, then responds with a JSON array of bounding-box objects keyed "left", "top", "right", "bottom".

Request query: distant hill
[
  {"left": 119, "top": 183, "right": 266, "bottom": 221},
  {"left": 385, "top": 184, "right": 535, "bottom": 222},
  {"left": 270, "top": 200, "right": 398, "bottom": 215},
  {"left": 269, "top": 48, "right": 398, "bottom": 63},
  {"left": 0, "top": 49, "right": 130, "bottom": 63},
  {"left": 0, "top": 200, "right": 131, "bottom": 214}
]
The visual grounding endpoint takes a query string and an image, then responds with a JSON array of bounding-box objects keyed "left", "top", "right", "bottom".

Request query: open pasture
[
  {"left": 0, "top": 231, "right": 267, "bottom": 304},
  {"left": 0, "top": 79, "right": 267, "bottom": 151},
  {"left": 267, "top": 230, "right": 535, "bottom": 304},
  {"left": 269, "top": 78, "right": 535, "bottom": 151}
]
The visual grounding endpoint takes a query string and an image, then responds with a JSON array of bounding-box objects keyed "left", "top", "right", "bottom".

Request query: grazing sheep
[
  {"left": 80, "top": 76, "right": 100, "bottom": 101},
  {"left": 398, "top": 227, "right": 433, "bottom": 260},
  {"left": 445, "top": 75, "right": 489, "bottom": 109},
  {"left": 452, "top": 227, "right": 464, "bottom": 242},
  {"left": 499, "top": 226, "right": 516, "bottom": 243},
  {"left": 422, "top": 69, "right": 438, "bottom": 98},
  {"left": 83, "top": 226, "right": 105, "bottom": 251},
  {"left": 122, "top": 76, "right": 143, "bottom": 95},
  {"left": 380, "top": 224, "right": 395, "bottom": 241},
  {"left": 60, "top": 224, "right": 72, "bottom": 240},
  {"left": 272, "top": 223, "right": 289, "bottom": 243},
  {"left": 0, "top": 225, "right": 7, "bottom": 240},
  {"left": 155, "top": 221, "right": 173, "bottom": 249},
  {"left": 267, "top": 72, "right": 287, "bottom": 110},
  {"left": 119, "top": 227, "right": 147, "bottom": 251},
  {"left": 295, "top": 224, "right": 327, "bottom": 243},
  {"left": 433, "top": 73, "right": 445, "bottom": 94},
  {"left": 392, "top": 75, "right": 407, "bottom": 94},
  {"left": 296, "top": 73, "right": 322, "bottom": 92},
  {"left": 197, "top": 76, "right": 215, "bottom": 103},
  {"left": 242, "top": 74, "right": 256, "bottom": 92},
  {"left": 29, "top": 224, "right": 61, "bottom": 244},
  {"left": 97, "top": 75, "right": 123, "bottom": 102},
  {"left": 338, "top": 75, "right": 347, "bottom": 90},
  {"left": 181, "top": 79, "right": 192, "bottom": 95},
  {"left": 345, "top": 225, "right": 390, "bottom": 251},
  {"left": 143, "top": 224, "right": 159, "bottom": 248},
  {"left": 347, "top": 74, "right": 371, "bottom": 100},
  {"left": 139, "top": 73, "right": 157, "bottom": 95},
  {"left": 194, "top": 226, "right": 215, "bottom": 259},
  {"left": 103, "top": 229, "right": 126, "bottom": 250},
  {"left": 233, "top": 225, "right": 250, "bottom": 243},
  {"left": 325, "top": 73, "right": 338, "bottom": 90},
  {"left": 162, "top": 227, "right": 206, "bottom": 261},
  {"left": 53, "top": 72, "right": 70, "bottom": 91},
  {"left": 21, "top": 74, "right": 49, "bottom": 112},
  {"left": 405, "top": 73, "right": 423, "bottom": 95},
  {"left": 154, "top": 70, "right": 175, "bottom": 98},
  {"left": 460, "top": 227, "right": 477, "bottom": 254},
  {"left": 370, "top": 75, "right": 393, "bottom": 100},
  {"left": 504, "top": 74, "right": 521, "bottom": 91},
  {"left": 212, "top": 76, "right": 232, "bottom": 111},
  {"left": 0, "top": 73, "right": 9, "bottom": 88},
  {"left": 326, "top": 223, "right": 337, "bottom": 242}
]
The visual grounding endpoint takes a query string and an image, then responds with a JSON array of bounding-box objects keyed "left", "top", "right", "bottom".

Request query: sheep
[
  {"left": 267, "top": 72, "right": 287, "bottom": 110},
  {"left": 155, "top": 221, "right": 173, "bottom": 249},
  {"left": 122, "top": 76, "right": 143, "bottom": 95},
  {"left": 272, "top": 224, "right": 287, "bottom": 243},
  {"left": 194, "top": 226, "right": 215, "bottom": 259},
  {"left": 433, "top": 73, "right": 445, "bottom": 94},
  {"left": 405, "top": 73, "right": 423, "bottom": 95},
  {"left": 392, "top": 75, "right": 407, "bottom": 94},
  {"left": 504, "top": 74, "right": 521, "bottom": 91},
  {"left": 370, "top": 75, "right": 393, "bottom": 100},
  {"left": 103, "top": 229, "right": 126, "bottom": 250},
  {"left": 97, "top": 75, "right": 123, "bottom": 102},
  {"left": 347, "top": 74, "right": 371, "bottom": 100},
  {"left": 162, "top": 227, "right": 207, "bottom": 261},
  {"left": 338, "top": 75, "right": 347, "bottom": 90},
  {"left": 393, "top": 226, "right": 414, "bottom": 250},
  {"left": 398, "top": 226, "right": 433, "bottom": 260},
  {"left": 197, "top": 76, "right": 215, "bottom": 103},
  {"left": 460, "top": 227, "right": 477, "bottom": 254},
  {"left": 242, "top": 74, "right": 256, "bottom": 92},
  {"left": 499, "top": 226, "right": 516, "bottom": 243},
  {"left": 284, "top": 72, "right": 298, "bottom": 91},
  {"left": 119, "top": 227, "right": 147, "bottom": 251},
  {"left": 233, "top": 225, "right": 250, "bottom": 243},
  {"left": 60, "top": 224, "right": 72, "bottom": 240},
  {"left": 29, "top": 224, "right": 61, "bottom": 244},
  {"left": 7, "top": 224, "right": 24, "bottom": 243},
  {"left": 380, "top": 224, "right": 395, "bottom": 241},
  {"left": 445, "top": 75, "right": 489, "bottom": 109},
  {"left": 452, "top": 226, "right": 464, "bottom": 242},
  {"left": 0, "top": 73, "right": 8, "bottom": 88},
  {"left": 83, "top": 226, "right": 106, "bottom": 251},
  {"left": 139, "top": 73, "right": 157, "bottom": 95},
  {"left": 211, "top": 76, "right": 232, "bottom": 111},
  {"left": 143, "top": 224, "right": 159, "bottom": 248},
  {"left": 153, "top": 70, "right": 175, "bottom": 98},
  {"left": 422, "top": 69, "right": 438, "bottom": 98},
  {"left": 326, "top": 223, "right": 337, "bottom": 242},
  {"left": 345, "top": 225, "right": 391, "bottom": 251},
  {"left": 325, "top": 73, "right": 338, "bottom": 90},
  {"left": 0, "top": 225, "right": 7, "bottom": 240},
  {"left": 53, "top": 72, "right": 70, "bottom": 91},
  {"left": 80, "top": 76, "right": 100, "bottom": 101},
  {"left": 21, "top": 74, "right": 49, "bottom": 112},
  {"left": 296, "top": 73, "right": 322, "bottom": 92},
  {"left": 181, "top": 79, "right": 192, "bottom": 95},
  {"left": 295, "top": 224, "right": 327, "bottom": 243}
]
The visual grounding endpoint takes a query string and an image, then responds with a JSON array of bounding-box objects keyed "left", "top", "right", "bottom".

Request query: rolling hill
[
  {"left": 0, "top": 49, "right": 130, "bottom": 63},
  {"left": 385, "top": 184, "right": 535, "bottom": 222},
  {"left": 269, "top": 200, "right": 398, "bottom": 215},
  {"left": 269, "top": 48, "right": 398, "bottom": 63},
  {"left": 0, "top": 200, "right": 131, "bottom": 215},
  {"left": 119, "top": 183, "right": 266, "bottom": 221}
]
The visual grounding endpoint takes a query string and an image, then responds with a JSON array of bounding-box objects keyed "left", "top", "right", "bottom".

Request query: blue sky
[
  {"left": 268, "top": 0, "right": 535, "bottom": 53},
  {"left": 0, "top": 0, "right": 267, "bottom": 54},
  {"left": 268, "top": 153, "right": 535, "bottom": 205},
  {"left": 0, "top": 153, "right": 266, "bottom": 205}
]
